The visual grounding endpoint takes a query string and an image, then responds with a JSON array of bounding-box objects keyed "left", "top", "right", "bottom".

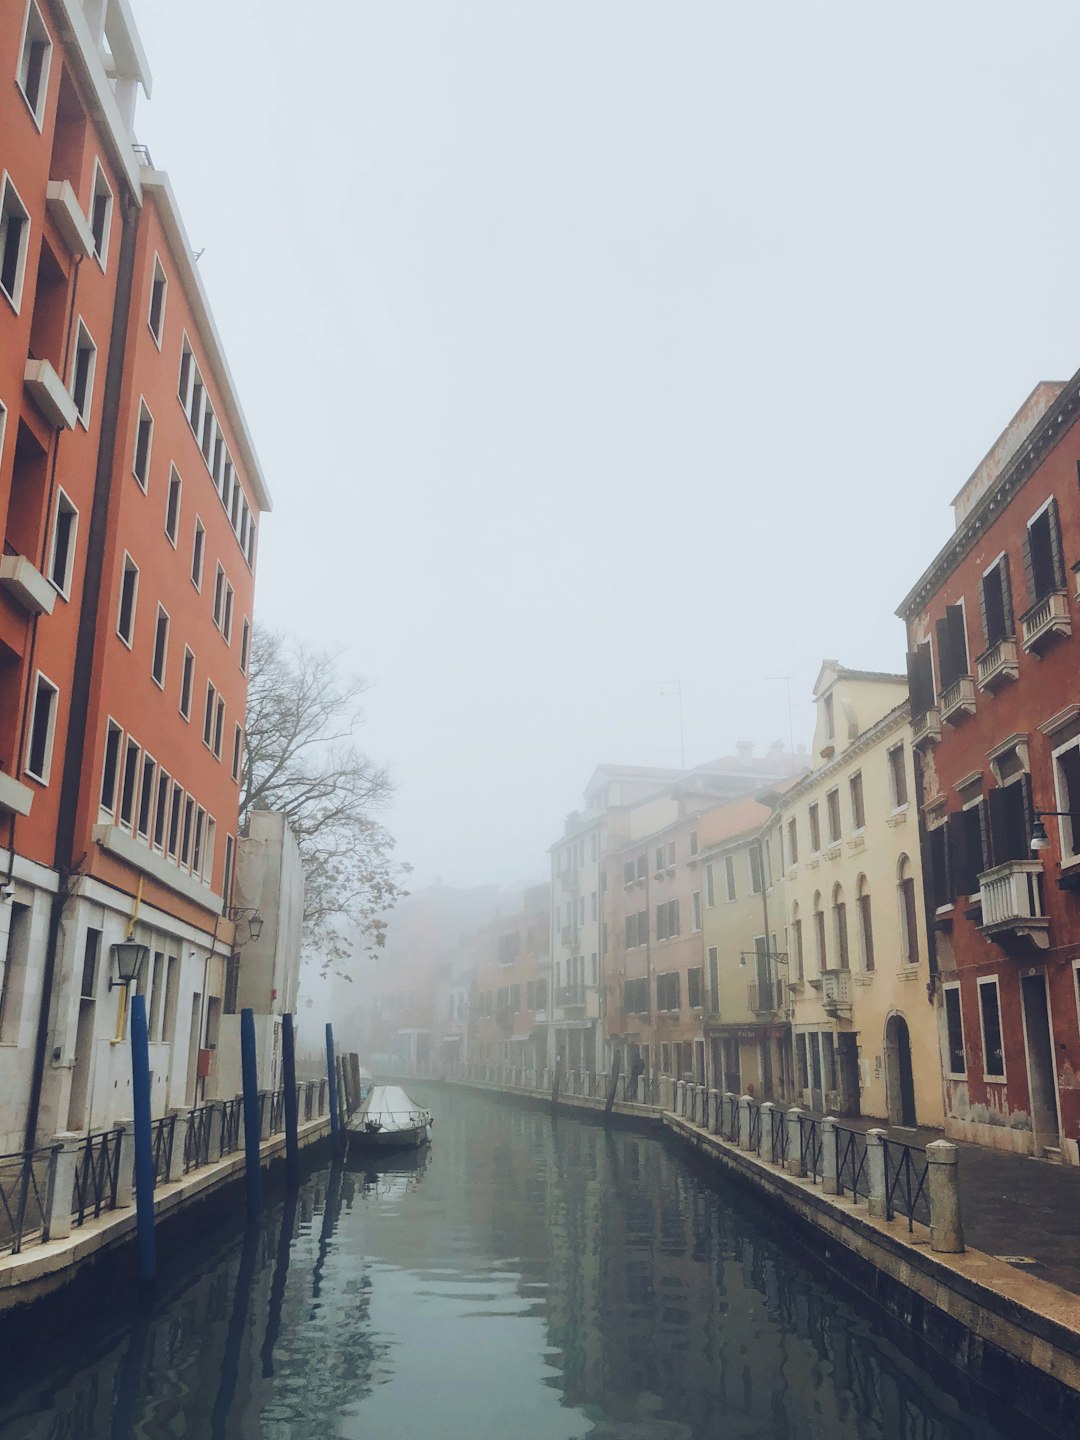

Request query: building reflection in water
[{"left": 0, "top": 1092, "right": 1045, "bottom": 1440}]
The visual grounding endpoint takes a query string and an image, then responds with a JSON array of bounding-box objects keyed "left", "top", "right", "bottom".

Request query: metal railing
[
  {"left": 770, "top": 1106, "right": 788, "bottom": 1165},
  {"left": 800, "top": 1115, "right": 824, "bottom": 1183},
  {"left": 72, "top": 1129, "right": 122, "bottom": 1227},
  {"left": 882, "top": 1136, "right": 930, "bottom": 1230},
  {"left": 150, "top": 1114, "right": 175, "bottom": 1185},
  {"left": 835, "top": 1124, "right": 870, "bottom": 1202},
  {"left": 220, "top": 1097, "right": 242, "bottom": 1156},
  {"left": 184, "top": 1105, "right": 214, "bottom": 1173},
  {"left": 0, "top": 1145, "right": 58, "bottom": 1254}
]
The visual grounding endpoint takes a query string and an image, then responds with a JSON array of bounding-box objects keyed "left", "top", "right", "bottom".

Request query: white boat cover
[{"left": 360, "top": 1085, "right": 429, "bottom": 1134}]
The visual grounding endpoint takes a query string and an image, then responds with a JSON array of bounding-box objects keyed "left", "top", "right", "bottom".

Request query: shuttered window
[
  {"left": 988, "top": 779, "right": 1030, "bottom": 865},
  {"left": 906, "top": 641, "right": 935, "bottom": 718},
  {"left": 944, "top": 985, "right": 966, "bottom": 1075},
  {"left": 979, "top": 557, "right": 1014, "bottom": 647},
  {"left": 1024, "top": 499, "right": 1064, "bottom": 603},
  {"left": 935, "top": 604, "right": 969, "bottom": 691}
]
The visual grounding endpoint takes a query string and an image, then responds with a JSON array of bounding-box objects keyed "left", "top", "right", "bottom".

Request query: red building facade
[{"left": 899, "top": 379, "right": 1080, "bottom": 1163}]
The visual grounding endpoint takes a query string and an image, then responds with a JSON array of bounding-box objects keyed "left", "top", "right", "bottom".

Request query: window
[
  {"left": 69, "top": 319, "right": 97, "bottom": 425},
  {"left": 1025, "top": 498, "right": 1065, "bottom": 603},
  {"left": 826, "top": 788, "right": 841, "bottom": 844},
  {"left": 119, "top": 737, "right": 140, "bottom": 828},
  {"left": 655, "top": 898, "right": 679, "bottom": 941},
  {"left": 724, "top": 854, "right": 736, "bottom": 902},
  {"left": 849, "top": 772, "right": 865, "bottom": 831},
  {"left": 179, "top": 647, "right": 195, "bottom": 720},
  {"left": 705, "top": 862, "right": 715, "bottom": 908},
  {"left": 656, "top": 972, "right": 680, "bottom": 1011},
  {"left": 148, "top": 256, "right": 167, "bottom": 344},
  {"left": 667, "top": 841, "right": 676, "bottom": 868},
  {"left": 191, "top": 518, "right": 205, "bottom": 588},
  {"left": 213, "top": 564, "right": 225, "bottom": 627},
  {"left": 131, "top": 399, "right": 153, "bottom": 489},
  {"left": 980, "top": 554, "right": 1014, "bottom": 648},
  {"left": 89, "top": 161, "right": 112, "bottom": 268},
  {"left": 687, "top": 967, "right": 703, "bottom": 1008},
  {"left": 192, "top": 807, "right": 205, "bottom": 874},
  {"left": 153, "top": 767, "right": 170, "bottom": 849},
  {"left": 166, "top": 783, "right": 183, "bottom": 858},
  {"left": 748, "top": 844, "right": 763, "bottom": 895},
  {"left": 16, "top": 3, "right": 51, "bottom": 128},
  {"left": 203, "top": 681, "right": 217, "bottom": 747},
  {"left": 623, "top": 978, "right": 649, "bottom": 1014},
  {"left": 1054, "top": 739, "right": 1080, "bottom": 860},
  {"left": 152, "top": 605, "right": 169, "bottom": 687},
  {"left": 222, "top": 581, "right": 233, "bottom": 643},
  {"left": 100, "top": 719, "right": 122, "bottom": 811},
  {"left": 116, "top": 553, "right": 138, "bottom": 645},
  {"left": 689, "top": 829, "right": 698, "bottom": 857},
  {"left": 165, "top": 468, "right": 182, "bottom": 544},
  {"left": 935, "top": 603, "right": 970, "bottom": 691},
  {"left": 790, "top": 909, "right": 803, "bottom": 981},
  {"left": 832, "top": 884, "right": 849, "bottom": 970},
  {"left": 0, "top": 175, "right": 30, "bottom": 310},
  {"left": 137, "top": 753, "right": 156, "bottom": 838},
  {"left": 637, "top": 853, "right": 648, "bottom": 881},
  {"left": 898, "top": 855, "right": 919, "bottom": 965},
  {"left": 180, "top": 796, "right": 195, "bottom": 867},
  {"left": 813, "top": 892, "right": 827, "bottom": 974},
  {"left": 24, "top": 672, "right": 58, "bottom": 783},
  {"left": 625, "top": 913, "right": 639, "bottom": 948},
  {"left": 692, "top": 891, "right": 702, "bottom": 932},
  {"left": 48, "top": 489, "right": 77, "bottom": 595},
  {"left": 808, "top": 803, "right": 821, "bottom": 852},
  {"left": 213, "top": 695, "right": 225, "bottom": 758},
  {"left": 888, "top": 744, "right": 909, "bottom": 808},
  {"left": 655, "top": 845, "right": 665, "bottom": 875},
  {"left": 223, "top": 834, "right": 235, "bottom": 905},
  {"left": 787, "top": 817, "right": 798, "bottom": 866},
  {"left": 944, "top": 984, "right": 966, "bottom": 1076},
  {"left": 857, "top": 876, "right": 874, "bottom": 972},
  {"left": 978, "top": 977, "right": 1005, "bottom": 1079},
  {"left": 824, "top": 692, "right": 835, "bottom": 739},
  {"left": 987, "top": 778, "right": 1031, "bottom": 865}
]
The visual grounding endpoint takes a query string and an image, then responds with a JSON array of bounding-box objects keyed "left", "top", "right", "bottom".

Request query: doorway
[
  {"left": 1021, "top": 974, "right": 1060, "bottom": 1154},
  {"left": 884, "top": 1014, "right": 916, "bottom": 1126},
  {"left": 837, "top": 1032, "right": 862, "bottom": 1117}
]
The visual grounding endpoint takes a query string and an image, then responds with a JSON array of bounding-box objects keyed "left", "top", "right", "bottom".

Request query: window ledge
[
  {"left": 24, "top": 359, "right": 78, "bottom": 429},
  {"left": 44, "top": 180, "right": 95, "bottom": 258},
  {"left": 0, "top": 770, "right": 34, "bottom": 817},
  {"left": 0, "top": 556, "right": 56, "bottom": 616},
  {"left": 94, "top": 824, "right": 222, "bottom": 912},
  {"left": 886, "top": 808, "right": 909, "bottom": 828}
]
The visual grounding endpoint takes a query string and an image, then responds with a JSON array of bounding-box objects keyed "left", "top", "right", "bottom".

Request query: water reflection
[{"left": 0, "top": 1089, "right": 1047, "bottom": 1439}]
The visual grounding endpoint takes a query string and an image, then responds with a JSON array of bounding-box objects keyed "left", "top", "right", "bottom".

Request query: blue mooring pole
[
  {"left": 129, "top": 992, "right": 156, "bottom": 1288},
  {"left": 325, "top": 1023, "right": 343, "bottom": 1156},
  {"left": 240, "top": 1007, "right": 262, "bottom": 1219},
  {"left": 282, "top": 1013, "right": 299, "bottom": 1187}
]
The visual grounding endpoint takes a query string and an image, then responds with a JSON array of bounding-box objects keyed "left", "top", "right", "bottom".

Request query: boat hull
[{"left": 347, "top": 1124, "right": 431, "bottom": 1152}]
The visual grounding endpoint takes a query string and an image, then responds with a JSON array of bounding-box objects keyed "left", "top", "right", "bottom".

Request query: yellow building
[{"left": 779, "top": 663, "right": 943, "bottom": 1128}]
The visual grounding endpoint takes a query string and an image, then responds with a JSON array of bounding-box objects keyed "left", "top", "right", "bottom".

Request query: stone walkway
[{"left": 816, "top": 1112, "right": 1080, "bottom": 1297}]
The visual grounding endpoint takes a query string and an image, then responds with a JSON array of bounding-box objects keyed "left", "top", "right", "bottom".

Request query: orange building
[
  {"left": 469, "top": 885, "right": 550, "bottom": 1076},
  {"left": 0, "top": 0, "right": 269, "bottom": 1148}
]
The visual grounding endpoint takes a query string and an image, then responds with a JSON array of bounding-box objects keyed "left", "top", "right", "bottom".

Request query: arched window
[
  {"left": 790, "top": 902, "right": 803, "bottom": 981},
  {"left": 856, "top": 874, "right": 875, "bottom": 972},
  {"left": 832, "top": 883, "right": 849, "bottom": 971},
  {"left": 812, "top": 891, "right": 827, "bottom": 975},
  {"left": 898, "top": 855, "right": 919, "bottom": 965}
]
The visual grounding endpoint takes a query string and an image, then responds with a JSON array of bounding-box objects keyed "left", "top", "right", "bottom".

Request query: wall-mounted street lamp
[
  {"left": 227, "top": 907, "right": 264, "bottom": 945},
  {"left": 110, "top": 940, "right": 149, "bottom": 991},
  {"left": 1030, "top": 811, "right": 1080, "bottom": 854}
]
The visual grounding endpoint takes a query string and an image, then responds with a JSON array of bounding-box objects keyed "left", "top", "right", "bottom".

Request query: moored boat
[{"left": 346, "top": 1084, "right": 433, "bottom": 1153}]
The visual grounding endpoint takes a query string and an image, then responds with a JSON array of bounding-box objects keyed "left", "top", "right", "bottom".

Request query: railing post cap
[
  {"left": 821, "top": 1114, "right": 837, "bottom": 1129},
  {"left": 738, "top": 1093, "right": 753, "bottom": 1103},
  {"left": 865, "top": 1126, "right": 887, "bottom": 1142},
  {"left": 52, "top": 1131, "right": 82, "bottom": 1150},
  {"left": 925, "top": 1139, "right": 959, "bottom": 1164},
  {"left": 786, "top": 1105, "right": 804, "bottom": 1117},
  {"left": 114, "top": 1117, "right": 131, "bottom": 1132}
]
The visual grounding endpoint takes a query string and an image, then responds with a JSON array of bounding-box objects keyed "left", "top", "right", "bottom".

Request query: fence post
[
  {"left": 675, "top": 1081, "right": 686, "bottom": 1116},
  {"left": 926, "top": 1140, "right": 965, "bottom": 1252},
  {"left": 866, "top": 1128, "right": 888, "bottom": 1219},
  {"left": 709, "top": 1089, "right": 721, "bottom": 1136},
  {"left": 740, "top": 1096, "right": 756, "bottom": 1151},
  {"left": 759, "top": 1102, "right": 775, "bottom": 1163},
  {"left": 785, "top": 1107, "right": 805, "bottom": 1176},
  {"left": 699, "top": 1087, "right": 709, "bottom": 1129},
  {"left": 168, "top": 1109, "right": 190, "bottom": 1182},
  {"left": 821, "top": 1116, "right": 839, "bottom": 1195},
  {"left": 47, "top": 1134, "right": 81, "bottom": 1241},
  {"left": 114, "top": 1120, "right": 134, "bottom": 1207}
]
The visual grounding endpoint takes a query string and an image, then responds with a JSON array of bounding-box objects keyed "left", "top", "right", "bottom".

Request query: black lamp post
[
  {"left": 226, "top": 907, "right": 264, "bottom": 945},
  {"left": 110, "top": 940, "right": 148, "bottom": 991}
]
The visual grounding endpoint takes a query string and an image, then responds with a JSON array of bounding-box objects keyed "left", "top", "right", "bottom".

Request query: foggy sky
[{"left": 131, "top": 2, "right": 1080, "bottom": 889}]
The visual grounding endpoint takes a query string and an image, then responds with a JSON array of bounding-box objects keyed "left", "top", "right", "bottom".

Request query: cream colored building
[{"left": 779, "top": 664, "right": 943, "bottom": 1128}]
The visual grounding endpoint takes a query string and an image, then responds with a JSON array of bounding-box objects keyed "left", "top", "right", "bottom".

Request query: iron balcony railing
[
  {"left": 72, "top": 1129, "right": 122, "bottom": 1227},
  {"left": 0, "top": 1145, "right": 58, "bottom": 1255}
]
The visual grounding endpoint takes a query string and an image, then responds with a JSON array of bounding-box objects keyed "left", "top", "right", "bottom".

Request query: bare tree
[{"left": 241, "top": 627, "right": 409, "bottom": 976}]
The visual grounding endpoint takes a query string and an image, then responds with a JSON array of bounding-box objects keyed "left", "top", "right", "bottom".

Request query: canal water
[{"left": 0, "top": 1086, "right": 1046, "bottom": 1439}]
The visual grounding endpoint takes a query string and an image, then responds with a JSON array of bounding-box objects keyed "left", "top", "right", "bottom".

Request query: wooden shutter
[
  {"left": 1048, "top": 498, "right": 1065, "bottom": 589},
  {"left": 1000, "top": 553, "right": 1014, "bottom": 632},
  {"left": 946, "top": 604, "right": 969, "bottom": 676},
  {"left": 906, "top": 642, "right": 934, "bottom": 716},
  {"left": 948, "top": 811, "right": 971, "bottom": 897},
  {"left": 935, "top": 616, "right": 955, "bottom": 691},
  {"left": 903, "top": 879, "right": 920, "bottom": 964}
]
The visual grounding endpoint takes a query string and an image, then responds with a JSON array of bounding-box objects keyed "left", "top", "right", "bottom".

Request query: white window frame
[
  {"left": 887, "top": 742, "right": 909, "bottom": 812},
  {"left": 151, "top": 603, "right": 170, "bottom": 689},
  {"left": 691, "top": 890, "right": 702, "bottom": 933},
  {"left": 942, "top": 981, "right": 966, "bottom": 1080},
  {"left": 99, "top": 716, "right": 123, "bottom": 814},
  {"left": 1052, "top": 735, "right": 1080, "bottom": 865},
  {"left": 239, "top": 617, "right": 250, "bottom": 675},
  {"left": 24, "top": 670, "right": 59, "bottom": 784},
  {"left": 116, "top": 552, "right": 139, "bottom": 647},
  {"left": 191, "top": 516, "right": 205, "bottom": 590},
  {"left": 89, "top": 159, "right": 113, "bottom": 270},
  {"left": 69, "top": 317, "right": 98, "bottom": 426},
  {"left": 132, "top": 397, "right": 153, "bottom": 489},
  {"left": 724, "top": 853, "right": 737, "bottom": 903},
  {"left": 147, "top": 253, "right": 167, "bottom": 346},
  {"left": 203, "top": 680, "right": 217, "bottom": 749},
  {"left": 165, "top": 466, "right": 182, "bottom": 546},
  {"left": 976, "top": 975, "right": 1006, "bottom": 1083},
  {"left": 0, "top": 173, "right": 31, "bottom": 313},
  {"left": 47, "top": 486, "right": 78, "bottom": 597},
  {"left": 136, "top": 748, "right": 157, "bottom": 840},
  {"left": 16, "top": 1, "right": 52, "bottom": 130},
  {"left": 179, "top": 646, "right": 195, "bottom": 720}
]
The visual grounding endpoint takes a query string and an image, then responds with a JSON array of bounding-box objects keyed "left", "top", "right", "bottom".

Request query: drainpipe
[{"left": 24, "top": 189, "right": 140, "bottom": 1152}]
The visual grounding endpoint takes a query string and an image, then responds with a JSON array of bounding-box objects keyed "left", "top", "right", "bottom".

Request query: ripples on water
[{"left": 0, "top": 1087, "right": 1041, "bottom": 1439}]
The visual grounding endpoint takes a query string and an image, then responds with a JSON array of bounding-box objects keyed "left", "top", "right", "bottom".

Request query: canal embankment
[{"left": 435, "top": 1068, "right": 1080, "bottom": 1437}]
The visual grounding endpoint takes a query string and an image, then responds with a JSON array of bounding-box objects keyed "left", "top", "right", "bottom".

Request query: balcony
[
  {"left": 24, "top": 360, "right": 78, "bottom": 430},
  {"left": 939, "top": 676, "right": 976, "bottom": 726},
  {"left": 0, "top": 556, "right": 55, "bottom": 616},
  {"left": 44, "top": 181, "right": 95, "bottom": 258},
  {"left": 976, "top": 638, "right": 1019, "bottom": 693},
  {"left": 0, "top": 771, "right": 34, "bottom": 818},
  {"left": 821, "top": 969, "right": 852, "bottom": 1015},
  {"left": 1021, "top": 591, "right": 1071, "bottom": 656},
  {"left": 978, "top": 860, "right": 1049, "bottom": 948},
  {"left": 747, "top": 980, "right": 784, "bottom": 1015},
  {"left": 912, "top": 707, "right": 941, "bottom": 748}
]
